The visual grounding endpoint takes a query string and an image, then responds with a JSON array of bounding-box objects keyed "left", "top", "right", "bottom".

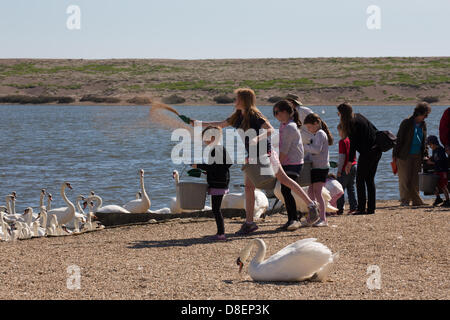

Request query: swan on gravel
[
  {"left": 273, "top": 182, "right": 338, "bottom": 216},
  {"left": 32, "top": 207, "right": 47, "bottom": 237},
  {"left": 0, "top": 206, "right": 11, "bottom": 241},
  {"left": 3, "top": 194, "right": 22, "bottom": 222},
  {"left": 81, "top": 201, "right": 104, "bottom": 232},
  {"left": 123, "top": 169, "right": 151, "bottom": 213},
  {"left": 236, "top": 238, "right": 339, "bottom": 282},
  {"left": 46, "top": 182, "right": 84, "bottom": 227},
  {"left": 46, "top": 215, "right": 58, "bottom": 236},
  {"left": 221, "top": 190, "right": 269, "bottom": 220},
  {"left": 66, "top": 195, "right": 87, "bottom": 231}
]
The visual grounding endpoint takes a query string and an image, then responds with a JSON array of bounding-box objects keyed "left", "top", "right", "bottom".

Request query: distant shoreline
[
  {"left": 1, "top": 101, "right": 449, "bottom": 107},
  {"left": 0, "top": 57, "right": 449, "bottom": 106}
]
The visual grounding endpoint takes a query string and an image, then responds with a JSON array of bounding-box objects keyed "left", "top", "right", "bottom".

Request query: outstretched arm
[{"left": 189, "top": 119, "right": 230, "bottom": 128}]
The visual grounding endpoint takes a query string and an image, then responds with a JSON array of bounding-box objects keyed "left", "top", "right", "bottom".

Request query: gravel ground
[{"left": 0, "top": 200, "right": 448, "bottom": 300}]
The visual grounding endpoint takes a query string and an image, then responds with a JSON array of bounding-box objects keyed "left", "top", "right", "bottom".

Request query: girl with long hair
[
  {"left": 303, "top": 113, "right": 333, "bottom": 226},
  {"left": 273, "top": 100, "right": 305, "bottom": 230},
  {"left": 337, "top": 103, "right": 382, "bottom": 214},
  {"left": 188, "top": 88, "right": 320, "bottom": 234}
]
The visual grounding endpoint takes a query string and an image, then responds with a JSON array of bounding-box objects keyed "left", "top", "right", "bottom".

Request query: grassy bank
[{"left": 0, "top": 57, "right": 449, "bottom": 105}]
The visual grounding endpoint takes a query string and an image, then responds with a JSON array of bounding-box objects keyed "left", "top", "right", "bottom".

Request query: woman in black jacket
[
  {"left": 192, "top": 126, "right": 232, "bottom": 241},
  {"left": 337, "top": 103, "right": 382, "bottom": 215}
]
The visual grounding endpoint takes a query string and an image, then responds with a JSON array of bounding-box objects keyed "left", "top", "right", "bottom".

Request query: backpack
[{"left": 374, "top": 130, "right": 397, "bottom": 152}]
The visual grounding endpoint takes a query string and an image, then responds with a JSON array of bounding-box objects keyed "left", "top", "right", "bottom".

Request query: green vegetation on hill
[{"left": 0, "top": 57, "right": 448, "bottom": 105}]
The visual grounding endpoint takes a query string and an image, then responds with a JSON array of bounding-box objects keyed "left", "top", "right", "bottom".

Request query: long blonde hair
[{"left": 227, "top": 88, "right": 268, "bottom": 130}]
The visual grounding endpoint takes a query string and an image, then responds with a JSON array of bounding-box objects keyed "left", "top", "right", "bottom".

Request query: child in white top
[{"left": 303, "top": 113, "right": 334, "bottom": 227}]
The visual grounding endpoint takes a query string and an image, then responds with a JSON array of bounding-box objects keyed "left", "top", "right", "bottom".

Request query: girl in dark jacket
[
  {"left": 192, "top": 126, "right": 232, "bottom": 241},
  {"left": 337, "top": 103, "right": 382, "bottom": 215}
]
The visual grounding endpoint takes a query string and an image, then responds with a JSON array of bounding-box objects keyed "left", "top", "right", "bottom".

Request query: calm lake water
[{"left": 0, "top": 104, "right": 448, "bottom": 211}]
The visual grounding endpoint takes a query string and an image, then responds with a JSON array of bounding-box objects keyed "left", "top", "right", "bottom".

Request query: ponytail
[
  {"left": 320, "top": 119, "right": 334, "bottom": 146},
  {"left": 292, "top": 108, "right": 302, "bottom": 129},
  {"left": 303, "top": 113, "right": 334, "bottom": 145},
  {"left": 273, "top": 100, "right": 301, "bottom": 128}
]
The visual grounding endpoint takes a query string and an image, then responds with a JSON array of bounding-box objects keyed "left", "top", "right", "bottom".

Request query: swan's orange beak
[{"left": 236, "top": 257, "right": 244, "bottom": 273}]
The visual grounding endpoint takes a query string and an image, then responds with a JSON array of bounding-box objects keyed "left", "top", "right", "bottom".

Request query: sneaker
[
  {"left": 441, "top": 200, "right": 450, "bottom": 208},
  {"left": 287, "top": 220, "right": 301, "bottom": 231},
  {"left": 400, "top": 201, "right": 410, "bottom": 207},
  {"left": 433, "top": 197, "right": 443, "bottom": 207},
  {"left": 307, "top": 204, "right": 320, "bottom": 225},
  {"left": 336, "top": 209, "right": 344, "bottom": 215},
  {"left": 235, "top": 222, "right": 258, "bottom": 235},
  {"left": 210, "top": 234, "right": 227, "bottom": 241},
  {"left": 352, "top": 210, "right": 367, "bottom": 215},
  {"left": 301, "top": 219, "right": 312, "bottom": 227},
  {"left": 348, "top": 209, "right": 357, "bottom": 215},
  {"left": 313, "top": 220, "right": 329, "bottom": 227},
  {"left": 277, "top": 222, "right": 290, "bottom": 231}
]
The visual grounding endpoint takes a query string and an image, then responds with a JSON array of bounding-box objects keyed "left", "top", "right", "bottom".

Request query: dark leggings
[
  {"left": 356, "top": 148, "right": 382, "bottom": 213},
  {"left": 281, "top": 172, "right": 301, "bottom": 223},
  {"left": 211, "top": 195, "right": 225, "bottom": 235}
]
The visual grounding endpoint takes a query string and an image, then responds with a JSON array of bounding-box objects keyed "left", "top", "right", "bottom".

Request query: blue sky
[{"left": 0, "top": 0, "right": 449, "bottom": 59}]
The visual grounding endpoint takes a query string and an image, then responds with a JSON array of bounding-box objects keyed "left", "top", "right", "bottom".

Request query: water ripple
[{"left": 0, "top": 104, "right": 447, "bottom": 210}]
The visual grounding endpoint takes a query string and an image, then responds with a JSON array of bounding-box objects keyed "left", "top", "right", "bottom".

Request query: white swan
[
  {"left": 88, "top": 194, "right": 130, "bottom": 214},
  {"left": 4, "top": 195, "right": 13, "bottom": 214},
  {"left": 66, "top": 195, "right": 87, "bottom": 231},
  {"left": 221, "top": 190, "right": 269, "bottom": 220},
  {"left": 39, "top": 189, "right": 46, "bottom": 211},
  {"left": 9, "top": 222, "right": 22, "bottom": 241},
  {"left": 148, "top": 207, "right": 171, "bottom": 214},
  {"left": 32, "top": 207, "right": 47, "bottom": 237},
  {"left": 10, "top": 191, "right": 17, "bottom": 215},
  {"left": 123, "top": 169, "right": 151, "bottom": 213},
  {"left": 81, "top": 201, "right": 104, "bottom": 232},
  {"left": 46, "top": 215, "right": 59, "bottom": 236},
  {"left": 236, "top": 238, "right": 339, "bottom": 282},
  {"left": 46, "top": 193, "right": 53, "bottom": 211},
  {"left": 170, "top": 170, "right": 212, "bottom": 214},
  {"left": 273, "top": 182, "right": 338, "bottom": 215},
  {"left": 15, "top": 207, "right": 36, "bottom": 239},
  {"left": 0, "top": 206, "right": 11, "bottom": 241},
  {"left": 3, "top": 195, "right": 19, "bottom": 223},
  {"left": 46, "top": 182, "right": 84, "bottom": 227},
  {"left": 31, "top": 210, "right": 46, "bottom": 237},
  {"left": 13, "top": 222, "right": 33, "bottom": 240}
]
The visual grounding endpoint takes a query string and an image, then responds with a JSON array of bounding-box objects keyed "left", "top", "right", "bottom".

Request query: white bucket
[{"left": 177, "top": 182, "right": 208, "bottom": 210}]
